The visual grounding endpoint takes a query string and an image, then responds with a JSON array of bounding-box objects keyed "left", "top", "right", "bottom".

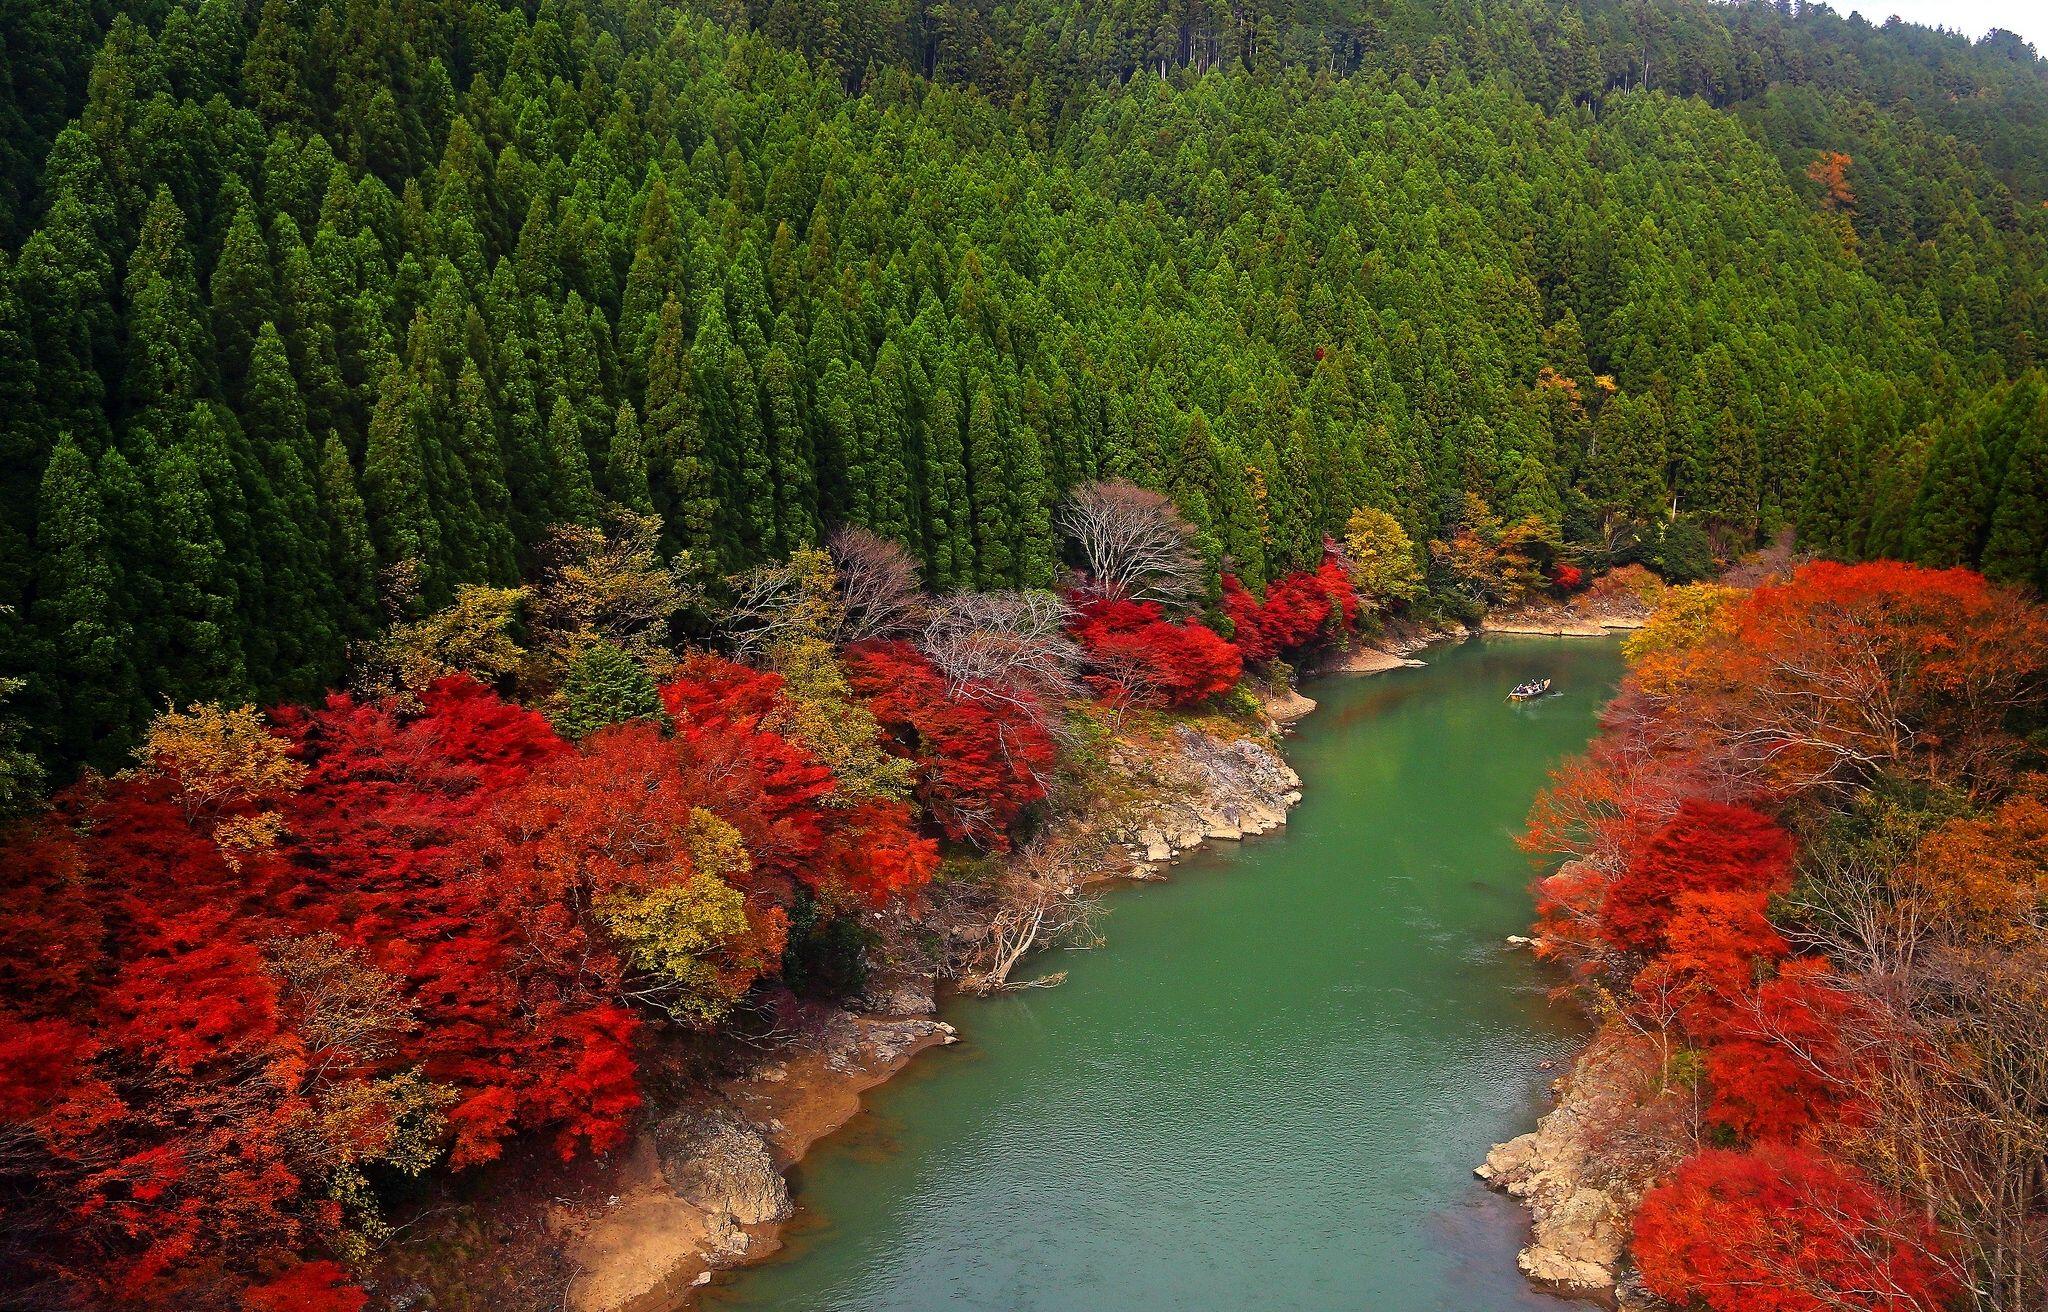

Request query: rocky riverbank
[{"left": 1476, "top": 1016, "right": 1687, "bottom": 1309}]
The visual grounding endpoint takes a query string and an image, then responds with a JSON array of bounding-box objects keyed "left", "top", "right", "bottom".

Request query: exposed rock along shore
[{"left": 1475, "top": 1006, "right": 1690, "bottom": 1312}]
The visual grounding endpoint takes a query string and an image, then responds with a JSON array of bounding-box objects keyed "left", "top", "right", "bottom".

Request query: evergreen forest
[{"left": 3, "top": 0, "right": 2045, "bottom": 776}]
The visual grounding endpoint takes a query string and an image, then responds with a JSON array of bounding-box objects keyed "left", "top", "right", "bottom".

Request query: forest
[
  {"left": 1, "top": 0, "right": 2045, "bottom": 785},
  {"left": 1, "top": 0, "right": 2046, "bottom": 1308}
]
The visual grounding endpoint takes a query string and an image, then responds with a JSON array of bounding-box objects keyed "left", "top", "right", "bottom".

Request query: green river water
[{"left": 710, "top": 635, "right": 1625, "bottom": 1312}]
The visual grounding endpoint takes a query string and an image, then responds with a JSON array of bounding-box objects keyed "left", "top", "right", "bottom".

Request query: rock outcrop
[
  {"left": 1114, "top": 726, "right": 1301, "bottom": 867},
  {"left": 1477, "top": 1022, "right": 1682, "bottom": 1310}
]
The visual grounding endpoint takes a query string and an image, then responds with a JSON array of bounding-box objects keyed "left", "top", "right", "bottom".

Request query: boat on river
[{"left": 1507, "top": 678, "right": 1552, "bottom": 701}]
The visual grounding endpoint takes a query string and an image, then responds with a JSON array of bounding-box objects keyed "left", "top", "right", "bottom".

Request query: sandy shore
[{"left": 557, "top": 1012, "right": 958, "bottom": 1312}]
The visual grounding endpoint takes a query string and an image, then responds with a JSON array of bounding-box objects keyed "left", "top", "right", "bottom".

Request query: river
[{"left": 709, "top": 635, "right": 1625, "bottom": 1312}]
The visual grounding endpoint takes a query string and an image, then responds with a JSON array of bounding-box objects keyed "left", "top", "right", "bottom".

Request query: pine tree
[
  {"left": 1981, "top": 397, "right": 2048, "bottom": 590},
  {"left": 241, "top": 0, "right": 309, "bottom": 125},
  {"left": 15, "top": 191, "right": 114, "bottom": 453},
  {"left": 451, "top": 359, "right": 519, "bottom": 582},
  {"left": 0, "top": 260, "right": 48, "bottom": 612},
  {"left": 555, "top": 642, "right": 666, "bottom": 739},
  {"left": 759, "top": 343, "right": 814, "bottom": 551},
  {"left": 362, "top": 357, "right": 442, "bottom": 602},
  {"left": 919, "top": 370, "right": 971, "bottom": 587},
  {"left": 210, "top": 204, "right": 278, "bottom": 400},
  {"left": 645, "top": 297, "right": 715, "bottom": 558},
  {"left": 963, "top": 382, "right": 1014, "bottom": 588},
  {"left": 1907, "top": 416, "right": 1994, "bottom": 568},
  {"left": 147, "top": 438, "right": 245, "bottom": 702},
  {"left": 242, "top": 324, "right": 341, "bottom": 691},
  {"left": 607, "top": 402, "right": 654, "bottom": 515},
  {"left": 318, "top": 431, "right": 378, "bottom": 636},
  {"left": 122, "top": 186, "right": 211, "bottom": 422}
]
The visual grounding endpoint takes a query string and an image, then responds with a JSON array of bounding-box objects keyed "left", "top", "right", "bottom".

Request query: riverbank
[
  {"left": 368, "top": 698, "right": 1308, "bottom": 1312},
  {"left": 1476, "top": 1014, "right": 1687, "bottom": 1310},
  {"left": 373, "top": 611, "right": 1637, "bottom": 1312},
  {"left": 1469, "top": 583, "right": 1675, "bottom": 1309}
]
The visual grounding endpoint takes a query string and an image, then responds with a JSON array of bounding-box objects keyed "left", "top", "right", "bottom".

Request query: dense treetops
[{"left": 0, "top": 0, "right": 2044, "bottom": 789}]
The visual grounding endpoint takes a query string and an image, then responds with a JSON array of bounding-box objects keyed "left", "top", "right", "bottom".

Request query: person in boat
[{"left": 1509, "top": 677, "right": 1551, "bottom": 701}]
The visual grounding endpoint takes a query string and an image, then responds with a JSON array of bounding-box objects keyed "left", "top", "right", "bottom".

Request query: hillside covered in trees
[
  {"left": 2, "top": 0, "right": 2045, "bottom": 787},
  {"left": 3, "top": 2, "right": 2048, "bottom": 1308}
]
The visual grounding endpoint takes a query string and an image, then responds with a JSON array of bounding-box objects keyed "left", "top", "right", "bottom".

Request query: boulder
[{"left": 655, "top": 1107, "right": 791, "bottom": 1228}]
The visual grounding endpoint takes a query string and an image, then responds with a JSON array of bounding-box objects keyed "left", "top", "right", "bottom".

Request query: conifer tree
[
  {"left": 548, "top": 395, "right": 598, "bottom": 528},
  {"left": 441, "top": 359, "right": 513, "bottom": 584},
  {"left": 759, "top": 343, "right": 814, "bottom": 551},
  {"left": 1908, "top": 416, "right": 1994, "bottom": 568},
  {"left": 32, "top": 435, "right": 138, "bottom": 764},
  {"left": 645, "top": 297, "right": 715, "bottom": 559},
  {"left": 146, "top": 439, "right": 245, "bottom": 702},
  {"left": 607, "top": 401, "right": 654, "bottom": 515},
  {"left": 15, "top": 174, "right": 114, "bottom": 451},
  {"left": 122, "top": 186, "right": 210, "bottom": 422},
  {"left": 555, "top": 642, "right": 666, "bottom": 739},
  {"left": 964, "top": 382, "right": 1014, "bottom": 588},
  {"left": 318, "top": 431, "right": 378, "bottom": 636},
  {"left": 210, "top": 204, "right": 278, "bottom": 400},
  {"left": 362, "top": 357, "right": 442, "bottom": 602},
  {"left": 1981, "top": 404, "right": 2048, "bottom": 590}
]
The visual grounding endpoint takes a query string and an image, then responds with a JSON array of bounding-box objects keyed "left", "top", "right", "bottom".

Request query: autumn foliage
[
  {"left": 1633, "top": 1145, "right": 1952, "bottom": 1312},
  {"left": 1220, "top": 557, "right": 1360, "bottom": 664},
  {"left": 1522, "top": 562, "right": 2048, "bottom": 1312},
  {"left": 1598, "top": 800, "right": 1794, "bottom": 953},
  {"left": 843, "top": 638, "right": 1058, "bottom": 851},
  {"left": 1067, "top": 595, "right": 1242, "bottom": 708},
  {"left": 0, "top": 660, "right": 938, "bottom": 1309}
]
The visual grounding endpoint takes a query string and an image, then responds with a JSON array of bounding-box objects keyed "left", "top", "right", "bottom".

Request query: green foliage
[
  {"left": 554, "top": 642, "right": 666, "bottom": 740},
  {"left": 0, "top": 0, "right": 2042, "bottom": 784},
  {"left": 779, "top": 888, "right": 877, "bottom": 999},
  {"left": 1652, "top": 519, "right": 1716, "bottom": 586}
]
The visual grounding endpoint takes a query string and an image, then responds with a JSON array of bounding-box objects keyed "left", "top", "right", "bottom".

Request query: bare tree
[
  {"left": 917, "top": 589, "right": 1081, "bottom": 719},
  {"left": 720, "top": 547, "right": 836, "bottom": 661},
  {"left": 827, "top": 526, "right": 926, "bottom": 644},
  {"left": 957, "top": 834, "right": 1104, "bottom": 994},
  {"left": 1059, "top": 480, "right": 1204, "bottom": 608}
]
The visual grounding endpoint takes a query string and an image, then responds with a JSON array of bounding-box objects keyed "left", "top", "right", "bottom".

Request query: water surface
[{"left": 712, "top": 636, "right": 1624, "bottom": 1312}]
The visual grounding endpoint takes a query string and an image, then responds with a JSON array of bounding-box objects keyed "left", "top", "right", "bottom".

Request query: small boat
[{"left": 1508, "top": 678, "right": 1552, "bottom": 702}]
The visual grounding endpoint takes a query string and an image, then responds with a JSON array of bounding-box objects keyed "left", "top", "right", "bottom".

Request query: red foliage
[
  {"left": 243, "top": 1261, "right": 369, "bottom": 1312},
  {"left": 843, "top": 640, "right": 1055, "bottom": 851},
  {"left": 0, "top": 665, "right": 938, "bottom": 1307},
  {"left": 1067, "top": 596, "right": 1242, "bottom": 708},
  {"left": 1704, "top": 959, "right": 1870, "bottom": 1139},
  {"left": 1628, "top": 889, "right": 1788, "bottom": 1033},
  {"left": 1551, "top": 562, "right": 1584, "bottom": 591},
  {"left": 1523, "top": 564, "right": 2048, "bottom": 1310},
  {"left": 1599, "top": 800, "right": 1794, "bottom": 953},
  {"left": 1651, "top": 562, "right": 2048, "bottom": 796},
  {"left": 1633, "top": 1144, "right": 1952, "bottom": 1312},
  {"left": 1220, "top": 559, "right": 1359, "bottom": 663},
  {"left": 1221, "top": 574, "right": 1278, "bottom": 663}
]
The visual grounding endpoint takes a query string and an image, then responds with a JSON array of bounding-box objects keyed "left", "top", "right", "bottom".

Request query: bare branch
[{"left": 1058, "top": 480, "right": 1204, "bottom": 609}]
